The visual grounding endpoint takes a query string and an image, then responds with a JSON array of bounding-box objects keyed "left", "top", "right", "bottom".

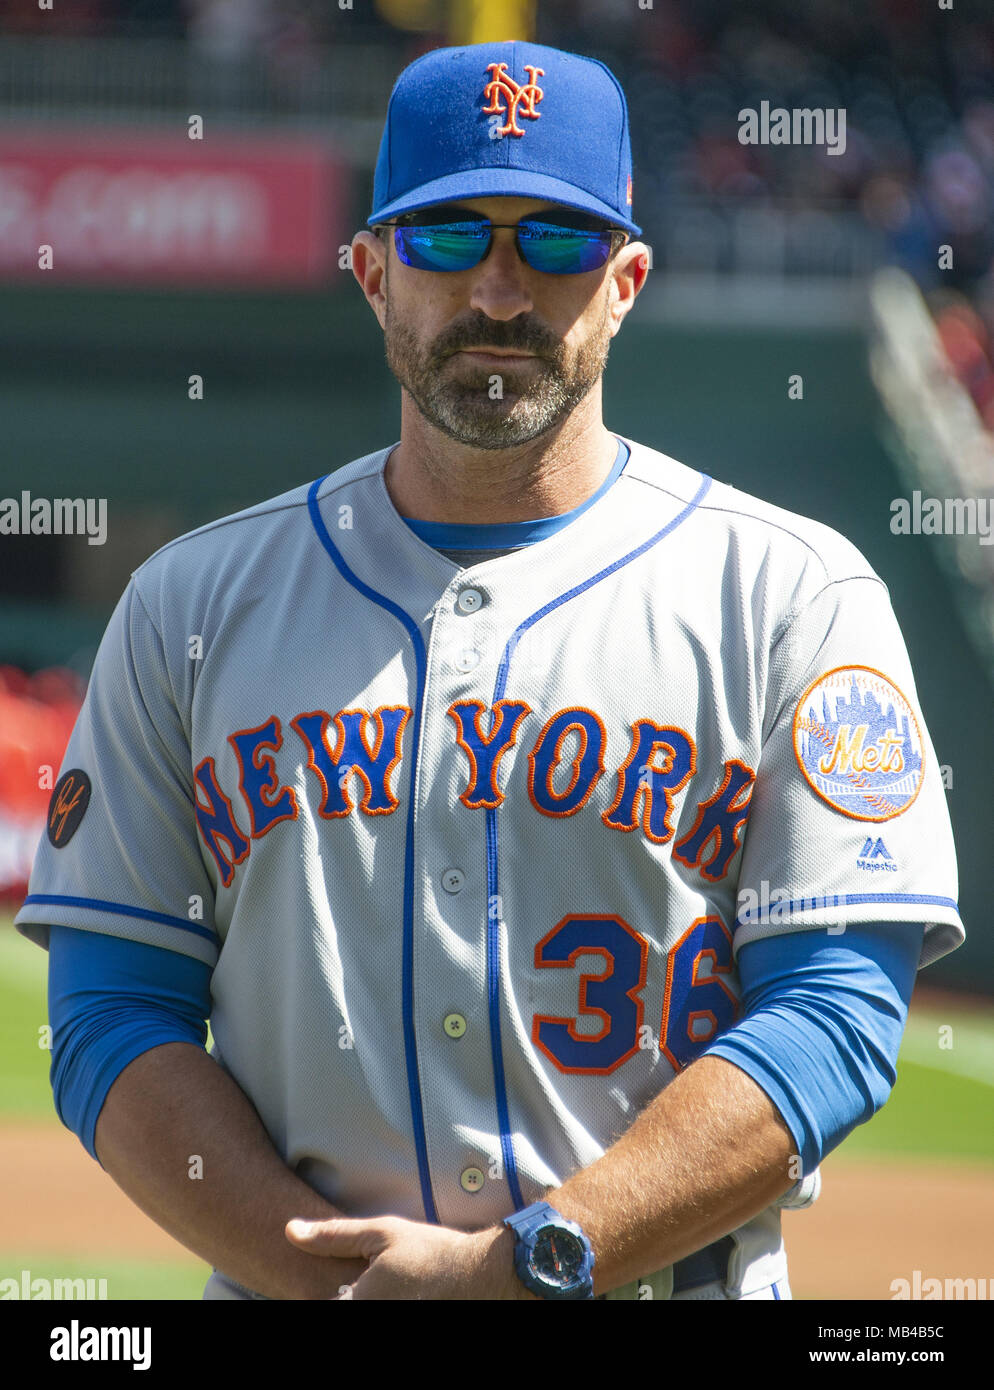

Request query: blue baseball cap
[{"left": 368, "top": 40, "right": 641, "bottom": 238}]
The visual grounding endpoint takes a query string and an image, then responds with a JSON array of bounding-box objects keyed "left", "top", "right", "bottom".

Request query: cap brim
[{"left": 368, "top": 167, "right": 641, "bottom": 237}]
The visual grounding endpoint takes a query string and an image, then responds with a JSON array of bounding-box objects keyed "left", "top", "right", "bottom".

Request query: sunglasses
[{"left": 378, "top": 209, "right": 628, "bottom": 275}]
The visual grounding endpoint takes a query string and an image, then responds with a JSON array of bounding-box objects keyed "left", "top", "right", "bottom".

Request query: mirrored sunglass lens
[
  {"left": 518, "top": 222, "right": 614, "bottom": 273},
  {"left": 394, "top": 222, "right": 488, "bottom": 271}
]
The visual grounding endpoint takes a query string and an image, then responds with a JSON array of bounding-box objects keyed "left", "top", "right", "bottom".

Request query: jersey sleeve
[
  {"left": 734, "top": 573, "right": 964, "bottom": 969},
  {"left": 15, "top": 579, "right": 218, "bottom": 966}
]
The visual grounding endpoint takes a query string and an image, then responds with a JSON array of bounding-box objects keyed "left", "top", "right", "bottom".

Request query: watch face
[{"left": 531, "top": 1227, "right": 585, "bottom": 1286}]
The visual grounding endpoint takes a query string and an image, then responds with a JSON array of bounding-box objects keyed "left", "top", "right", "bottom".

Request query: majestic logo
[
  {"left": 47, "top": 770, "right": 91, "bottom": 847},
  {"left": 857, "top": 836, "right": 897, "bottom": 872},
  {"left": 482, "top": 62, "right": 544, "bottom": 137},
  {"left": 792, "top": 667, "right": 924, "bottom": 822}
]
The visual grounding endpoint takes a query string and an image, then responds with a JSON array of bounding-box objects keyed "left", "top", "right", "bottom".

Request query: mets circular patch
[
  {"left": 792, "top": 666, "right": 924, "bottom": 822},
  {"left": 47, "top": 769, "right": 91, "bottom": 847}
]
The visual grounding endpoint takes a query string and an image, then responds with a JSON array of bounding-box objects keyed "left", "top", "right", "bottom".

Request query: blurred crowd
[
  {"left": 2, "top": 0, "right": 993, "bottom": 411},
  {"left": 931, "top": 293, "right": 994, "bottom": 434},
  {"left": 0, "top": 0, "right": 364, "bottom": 45},
  {"left": 2, "top": 2, "right": 992, "bottom": 274},
  {"left": 0, "top": 667, "right": 84, "bottom": 898}
]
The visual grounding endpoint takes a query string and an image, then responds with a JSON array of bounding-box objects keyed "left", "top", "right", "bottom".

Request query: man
[{"left": 16, "top": 41, "right": 963, "bottom": 1301}]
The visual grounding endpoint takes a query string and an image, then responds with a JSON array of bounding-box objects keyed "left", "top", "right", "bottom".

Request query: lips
[{"left": 456, "top": 349, "right": 537, "bottom": 363}]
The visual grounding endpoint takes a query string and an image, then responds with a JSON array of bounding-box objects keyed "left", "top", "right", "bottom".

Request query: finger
[{"left": 285, "top": 1216, "right": 390, "bottom": 1260}]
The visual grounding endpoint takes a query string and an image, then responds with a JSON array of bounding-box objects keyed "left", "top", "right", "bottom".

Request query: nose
[{"left": 468, "top": 226, "right": 534, "bottom": 320}]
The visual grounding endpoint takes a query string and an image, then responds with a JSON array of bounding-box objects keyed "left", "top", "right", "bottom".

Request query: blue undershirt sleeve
[
  {"left": 47, "top": 923, "right": 213, "bottom": 1165},
  {"left": 704, "top": 923, "right": 924, "bottom": 1175}
]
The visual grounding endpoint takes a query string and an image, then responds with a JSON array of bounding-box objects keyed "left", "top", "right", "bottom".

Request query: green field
[
  {"left": 0, "top": 1254, "right": 209, "bottom": 1301},
  {"left": 0, "top": 920, "right": 212, "bottom": 1298},
  {"left": 2, "top": 917, "right": 991, "bottom": 1298}
]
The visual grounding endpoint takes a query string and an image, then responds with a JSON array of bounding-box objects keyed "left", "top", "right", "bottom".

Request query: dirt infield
[
  {"left": 0, "top": 1121, "right": 192, "bottom": 1259},
  {"left": 1, "top": 1120, "right": 990, "bottom": 1298},
  {"left": 783, "top": 1159, "right": 994, "bottom": 1299}
]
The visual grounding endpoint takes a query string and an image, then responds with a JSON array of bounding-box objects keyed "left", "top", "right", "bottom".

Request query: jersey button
[
  {"left": 460, "top": 1167, "right": 485, "bottom": 1193},
  {"left": 454, "top": 647, "right": 481, "bottom": 672},
  {"left": 441, "top": 868, "right": 465, "bottom": 894},
  {"left": 455, "top": 587, "right": 485, "bottom": 614},
  {"left": 443, "top": 1013, "right": 467, "bottom": 1039}
]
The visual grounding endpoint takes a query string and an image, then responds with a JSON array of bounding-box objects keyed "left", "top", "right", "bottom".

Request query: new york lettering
[{"left": 194, "top": 703, "right": 755, "bottom": 887}]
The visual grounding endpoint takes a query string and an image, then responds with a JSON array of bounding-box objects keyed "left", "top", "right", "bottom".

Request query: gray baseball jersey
[{"left": 16, "top": 435, "right": 964, "bottom": 1299}]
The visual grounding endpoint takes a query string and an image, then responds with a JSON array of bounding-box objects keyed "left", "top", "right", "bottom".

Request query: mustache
[{"left": 438, "top": 326, "right": 557, "bottom": 357}]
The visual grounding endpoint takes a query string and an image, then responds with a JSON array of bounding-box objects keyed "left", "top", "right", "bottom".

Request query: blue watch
[{"left": 504, "top": 1201, "right": 595, "bottom": 1300}]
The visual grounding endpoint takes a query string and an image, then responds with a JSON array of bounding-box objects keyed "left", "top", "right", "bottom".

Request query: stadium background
[{"left": 0, "top": 0, "right": 991, "bottom": 1300}]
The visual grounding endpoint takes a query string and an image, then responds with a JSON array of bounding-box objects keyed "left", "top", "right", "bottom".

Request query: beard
[{"left": 383, "top": 288, "right": 613, "bottom": 450}]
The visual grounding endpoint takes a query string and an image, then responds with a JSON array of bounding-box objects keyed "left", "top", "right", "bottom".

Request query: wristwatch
[{"left": 504, "top": 1201, "right": 595, "bottom": 1300}]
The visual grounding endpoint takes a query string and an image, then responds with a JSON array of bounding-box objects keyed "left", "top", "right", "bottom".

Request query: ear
[
  {"left": 606, "top": 240, "right": 649, "bottom": 336},
  {"left": 352, "top": 230, "right": 389, "bottom": 328}
]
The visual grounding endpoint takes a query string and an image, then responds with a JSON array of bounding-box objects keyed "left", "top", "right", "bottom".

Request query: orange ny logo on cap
[{"left": 482, "top": 62, "right": 544, "bottom": 137}]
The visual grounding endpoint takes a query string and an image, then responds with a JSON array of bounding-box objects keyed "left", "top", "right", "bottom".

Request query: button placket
[{"left": 413, "top": 582, "right": 508, "bottom": 1222}]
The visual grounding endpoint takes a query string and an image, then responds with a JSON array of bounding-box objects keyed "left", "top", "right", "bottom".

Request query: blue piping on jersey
[
  {"left": 735, "top": 892, "right": 959, "bottom": 930},
  {"left": 306, "top": 476, "right": 439, "bottom": 1225},
  {"left": 22, "top": 894, "right": 217, "bottom": 944},
  {"left": 488, "top": 472, "right": 714, "bottom": 1212}
]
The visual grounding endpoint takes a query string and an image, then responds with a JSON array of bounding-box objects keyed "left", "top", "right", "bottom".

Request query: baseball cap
[{"left": 368, "top": 40, "right": 641, "bottom": 238}]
